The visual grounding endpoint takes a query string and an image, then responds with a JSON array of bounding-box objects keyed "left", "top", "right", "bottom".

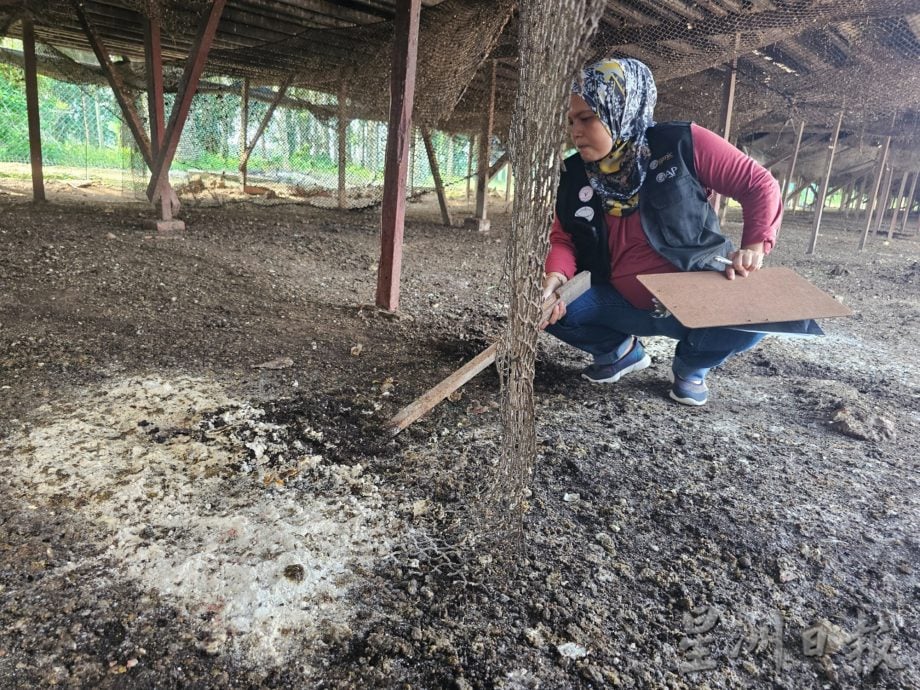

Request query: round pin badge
[
  {"left": 656, "top": 172, "right": 667, "bottom": 183},
  {"left": 649, "top": 159, "right": 659, "bottom": 170},
  {"left": 574, "top": 206, "right": 595, "bottom": 221},
  {"left": 578, "top": 185, "right": 593, "bottom": 202}
]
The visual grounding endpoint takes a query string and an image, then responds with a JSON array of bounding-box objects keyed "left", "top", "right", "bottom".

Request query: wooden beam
[
  {"left": 74, "top": 2, "right": 153, "bottom": 169},
  {"left": 22, "top": 19, "right": 44, "bottom": 203},
  {"left": 238, "top": 75, "right": 293, "bottom": 173},
  {"left": 375, "top": 0, "right": 421, "bottom": 312},
  {"left": 900, "top": 170, "right": 919, "bottom": 235},
  {"left": 887, "top": 171, "right": 909, "bottom": 239},
  {"left": 859, "top": 124, "right": 892, "bottom": 251},
  {"left": 240, "top": 77, "right": 249, "bottom": 188},
  {"left": 466, "top": 135, "right": 474, "bottom": 203},
  {"left": 146, "top": 0, "right": 227, "bottom": 202},
  {"left": 874, "top": 164, "right": 894, "bottom": 235},
  {"left": 781, "top": 120, "right": 805, "bottom": 210},
  {"left": 806, "top": 110, "right": 843, "bottom": 255},
  {"left": 421, "top": 127, "right": 452, "bottom": 226},
  {"left": 338, "top": 80, "right": 348, "bottom": 209},
  {"left": 143, "top": 17, "right": 164, "bottom": 159},
  {"left": 386, "top": 271, "right": 591, "bottom": 435},
  {"left": 471, "top": 60, "right": 497, "bottom": 231},
  {"left": 711, "top": 33, "right": 739, "bottom": 216}
]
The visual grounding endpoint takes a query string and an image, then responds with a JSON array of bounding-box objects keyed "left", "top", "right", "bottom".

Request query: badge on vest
[
  {"left": 578, "top": 185, "right": 593, "bottom": 202},
  {"left": 655, "top": 166, "right": 679, "bottom": 183},
  {"left": 574, "top": 206, "right": 595, "bottom": 221},
  {"left": 649, "top": 152, "right": 673, "bottom": 171}
]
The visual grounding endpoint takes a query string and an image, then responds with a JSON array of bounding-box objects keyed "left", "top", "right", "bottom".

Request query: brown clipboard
[{"left": 637, "top": 267, "right": 853, "bottom": 329}]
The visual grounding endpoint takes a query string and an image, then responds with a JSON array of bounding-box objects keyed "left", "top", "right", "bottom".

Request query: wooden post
[
  {"left": 900, "top": 169, "right": 919, "bottom": 235},
  {"left": 240, "top": 78, "right": 249, "bottom": 188},
  {"left": 505, "top": 161, "right": 512, "bottom": 202},
  {"left": 338, "top": 81, "right": 348, "bottom": 209},
  {"left": 466, "top": 135, "right": 474, "bottom": 204},
  {"left": 711, "top": 33, "right": 740, "bottom": 215},
  {"left": 146, "top": 0, "right": 227, "bottom": 203},
  {"left": 887, "top": 170, "right": 909, "bottom": 239},
  {"left": 421, "top": 127, "right": 452, "bottom": 226},
  {"left": 143, "top": 16, "right": 182, "bottom": 230},
  {"left": 807, "top": 111, "right": 843, "bottom": 255},
  {"left": 874, "top": 164, "right": 894, "bottom": 235},
  {"left": 859, "top": 129, "right": 892, "bottom": 250},
  {"left": 239, "top": 76, "right": 293, "bottom": 176},
  {"left": 782, "top": 120, "right": 805, "bottom": 211},
  {"left": 22, "top": 19, "right": 44, "bottom": 202},
  {"left": 375, "top": 0, "right": 421, "bottom": 312},
  {"left": 468, "top": 60, "right": 497, "bottom": 232}
]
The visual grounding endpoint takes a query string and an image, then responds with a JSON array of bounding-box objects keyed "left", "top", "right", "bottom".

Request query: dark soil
[{"left": 0, "top": 189, "right": 917, "bottom": 689}]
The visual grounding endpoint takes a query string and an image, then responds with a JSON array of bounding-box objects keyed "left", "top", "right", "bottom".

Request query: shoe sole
[
  {"left": 581, "top": 354, "right": 651, "bottom": 384},
  {"left": 669, "top": 390, "right": 708, "bottom": 406}
]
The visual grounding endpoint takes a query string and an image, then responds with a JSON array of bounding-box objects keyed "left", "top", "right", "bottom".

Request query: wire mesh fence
[{"left": 0, "top": 39, "right": 511, "bottom": 210}]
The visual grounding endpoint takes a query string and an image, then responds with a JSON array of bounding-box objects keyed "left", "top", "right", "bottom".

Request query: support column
[
  {"left": 145, "top": 0, "right": 227, "bottom": 202},
  {"left": 874, "top": 164, "right": 894, "bottom": 235},
  {"left": 421, "top": 127, "right": 452, "bottom": 226},
  {"left": 467, "top": 60, "right": 497, "bottom": 232},
  {"left": 859, "top": 128, "right": 892, "bottom": 250},
  {"left": 144, "top": 16, "right": 183, "bottom": 231},
  {"left": 888, "top": 170, "right": 909, "bottom": 239},
  {"left": 806, "top": 110, "right": 843, "bottom": 254},
  {"left": 900, "top": 169, "right": 919, "bottom": 235},
  {"left": 466, "top": 135, "right": 474, "bottom": 204},
  {"left": 338, "top": 81, "right": 348, "bottom": 209},
  {"left": 375, "top": 0, "right": 421, "bottom": 311},
  {"left": 711, "top": 33, "right": 740, "bottom": 215},
  {"left": 22, "top": 19, "right": 44, "bottom": 202},
  {"left": 240, "top": 78, "right": 249, "bottom": 189},
  {"left": 239, "top": 75, "right": 293, "bottom": 186}
]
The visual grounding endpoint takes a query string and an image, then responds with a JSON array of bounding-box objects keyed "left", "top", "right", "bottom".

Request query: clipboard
[{"left": 637, "top": 267, "right": 853, "bottom": 329}]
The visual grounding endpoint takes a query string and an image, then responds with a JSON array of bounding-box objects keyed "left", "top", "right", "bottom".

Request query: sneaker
[
  {"left": 669, "top": 372, "right": 709, "bottom": 406},
  {"left": 581, "top": 337, "right": 651, "bottom": 384}
]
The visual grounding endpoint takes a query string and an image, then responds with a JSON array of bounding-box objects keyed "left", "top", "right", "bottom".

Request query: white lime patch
[{"left": 1, "top": 376, "right": 394, "bottom": 666}]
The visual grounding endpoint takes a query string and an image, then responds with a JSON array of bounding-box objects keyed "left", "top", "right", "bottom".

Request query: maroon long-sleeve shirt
[{"left": 545, "top": 123, "right": 782, "bottom": 310}]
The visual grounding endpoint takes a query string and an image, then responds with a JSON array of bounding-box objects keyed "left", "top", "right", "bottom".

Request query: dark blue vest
[{"left": 555, "top": 122, "right": 734, "bottom": 283}]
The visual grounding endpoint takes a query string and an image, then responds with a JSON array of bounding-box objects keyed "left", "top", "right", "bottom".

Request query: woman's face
[{"left": 568, "top": 94, "right": 613, "bottom": 163}]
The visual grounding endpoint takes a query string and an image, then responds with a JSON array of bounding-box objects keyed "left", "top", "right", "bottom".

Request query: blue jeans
[{"left": 545, "top": 283, "right": 764, "bottom": 380}]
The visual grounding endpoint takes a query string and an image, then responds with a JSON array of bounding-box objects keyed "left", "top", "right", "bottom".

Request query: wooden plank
[
  {"left": 421, "top": 127, "right": 452, "bottom": 226},
  {"left": 473, "top": 60, "right": 497, "bottom": 222},
  {"left": 146, "top": 0, "right": 227, "bottom": 202},
  {"left": 807, "top": 110, "right": 843, "bottom": 255},
  {"left": 711, "top": 32, "right": 739, "bottom": 215},
  {"left": 859, "top": 126, "right": 892, "bottom": 251},
  {"left": 900, "top": 169, "right": 919, "bottom": 235},
  {"left": 238, "top": 75, "right": 293, "bottom": 172},
  {"left": 375, "top": 0, "right": 421, "bottom": 312},
  {"left": 22, "top": 19, "right": 44, "bottom": 203},
  {"left": 386, "top": 271, "right": 592, "bottom": 435},
  {"left": 240, "top": 78, "right": 249, "bottom": 188},
  {"left": 637, "top": 268, "right": 853, "bottom": 329},
  {"left": 781, "top": 120, "right": 805, "bottom": 212},
  {"left": 143, "top": 17, "right": 164, "bottom": 159},
  {"left": 888, "top": 170, "right": 909, "bottom": 239},
  {"left": 73, "top": 1, "right": 153, "bottom": 169}
]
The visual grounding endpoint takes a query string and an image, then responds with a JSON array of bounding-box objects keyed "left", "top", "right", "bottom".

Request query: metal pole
[
  {"left": 338, "top": 81, "right": 348, "bottom": 209},
  {"left": 240, "top": 78, "right": 249, "bottom": 188},
  {"left": 807, "top": 111, "right": 843, "bottom": 254}
]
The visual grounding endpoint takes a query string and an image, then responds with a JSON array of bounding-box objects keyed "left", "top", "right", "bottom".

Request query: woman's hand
[
  {"left": 724, "top": 243, "right": 765, "bottom": 280},
  {"left": 540, "top": 272, "right": 567, "bottom": 328}
]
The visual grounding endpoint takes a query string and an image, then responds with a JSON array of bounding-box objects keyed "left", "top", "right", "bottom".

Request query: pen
[{"left": 712, "top": 256, "right": 732, "bottom": 266}]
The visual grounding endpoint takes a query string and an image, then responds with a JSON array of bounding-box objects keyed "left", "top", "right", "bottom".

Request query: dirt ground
[{"left": 0, "top": 179, "right": 918, "bottom": 690}]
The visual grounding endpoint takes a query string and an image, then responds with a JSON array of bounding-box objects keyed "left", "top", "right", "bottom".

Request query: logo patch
[
  {"left": 649, "top": 159, "right": 658, "bottom": 170},
  {"left": 574, "top": 206, "right": 595, "bottom": 221},
  {"left": 578, "top": 185, "right": 594, "bottom": 202},
  {"left": 656, "top": 166, "right": 679, "bottom": 183}
]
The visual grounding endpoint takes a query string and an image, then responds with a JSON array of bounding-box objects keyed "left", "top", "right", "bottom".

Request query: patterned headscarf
[{"left": 573, "top": 58, "right": 657, "bottom": 216}]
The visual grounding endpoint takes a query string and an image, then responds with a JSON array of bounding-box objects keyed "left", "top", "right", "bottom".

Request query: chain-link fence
[{"left": 0, "top": 38, "right": 512, "bottom": 210}]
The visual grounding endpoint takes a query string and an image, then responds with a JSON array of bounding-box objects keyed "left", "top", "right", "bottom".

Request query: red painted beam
[
  {"left": 375, "top": 0, "right": 421, "bottom": 312},
  {"left": 143, "top": 17, "right": 165, "bottom": 158},
  {"left": 22, "top": 19, "right": 45, "bottom": 202},
  {"left": 146, "top": 0, "right": 227, "bottom": 202},
  {"left": 73, "top": 1, "right": 153, "bottom": 169}
]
